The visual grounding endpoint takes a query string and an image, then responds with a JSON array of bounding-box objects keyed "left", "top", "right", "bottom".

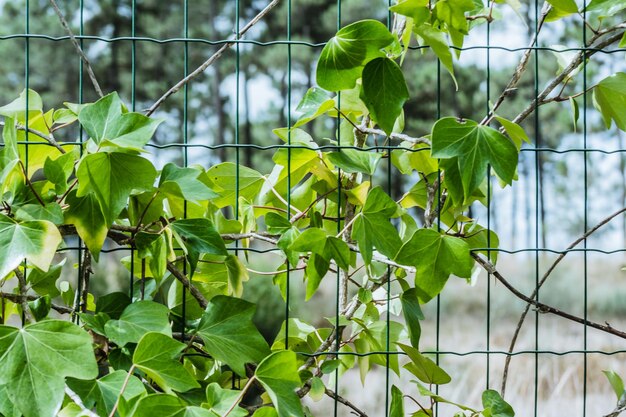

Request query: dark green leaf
[
  {"left": 400, "top": 288, "right": 423, "bottom": 348},
  {"left": 482, "top": 389, "right": 515, "bottom": 417},
  {"left": 95, "top": 293, "right": 132, "bottom": 321},
  {"left": 593, "top": 73, "right": 626, "bottom": 131},
  {"left": 317, "top": 20, "right": 394, "bottom": 91},
  {"left": 265, "top": 212, "right": 292, "bottom": 234},
  {"left": 352, "top": 187, "right": 402, "bottom": 264},
  {"left": 360, "top": 57, "right": 410, "bottom": 135},
  {"left": 197, "top": 295, "right": 270, "bottom": 376},
  {"left": 133, "top": 333, "right": 200, "bottom": 392},
  {"left": 395, "top": 229, "right": 473, "bottom": 302},
  {"left": 170, "top": 218, "right": 228, "bottom": 273},
  {"left": 0, "top": 321, "right": 97, "bottom": 417},
  {"left": 0, "top": 213, "right": 62, "bottom": 280},
  {"left": 104, "top": 300, "right": 172, "bottom": 346},
  {"left": 255, "top": 350, "right": 304, "bottom": 417},
  {"left": 431, "top": 117, "right": 518, "bottom": 201},
  {"left": 305, "top": 253, "right": 330, "bottom": 300},
  {"left": 27, "top": 262, "right": 63, "bottom": 297}
]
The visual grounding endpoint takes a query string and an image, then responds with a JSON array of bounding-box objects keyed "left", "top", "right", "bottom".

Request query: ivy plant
[{"left": 0, "top": 1, "right": 625, "bottom": 417}]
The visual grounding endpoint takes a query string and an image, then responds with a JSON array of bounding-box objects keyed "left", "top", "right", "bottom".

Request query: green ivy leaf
[
  {"left": 170, "top": 218, "right": 228, "bottom": 273},
  {"left": 482, "top": 389, "right": 515, "bottom": 417},
  {"left": 390, "top": 0, "right": 430, "bottom": 23},
  {"left": 389, "top": 385, "right": 405, "bottom": 417},
  {"left": 27, "top": 262, "right": 63, "bottom": 297},
  {"left": 436, "top": 0, "right": 475, "bottom": 33},
  {"left": 197, "top": 295, "right": 270, "bottom": 376},
  {"left": 104, "top": 300, "right": 172, "bottom": 346},
  {"left": 431, "top": 117, "right": 518, "bottom": 202},
  {"left": 0, "top": 213, "right": 62, "bottom": 280},
  {"left": 395, "top": 229, "right": 473, "bottom": 302},
  {"left": 360, "top": 57, "right": 410, "bottom": 136},
  {"left": 159, "top": 163, "right": 217, "bottom": 204},
  {"left": 327, "top": 149, "right": 383, "bottom": 175},
  {"left": 203, "top": 163, "right": 264, "bottom": 208},
  {"left": 586, "top": 0, "right": 626, "bottom": 16},
  {"left": 352, "top": 186, "right": 402, "bottom": 264},
  {"left": 0, "top": 89, "right": 43, "bottom": 119},
  {"left": 494, "top": 116, "right": 530, "bottom": 150},
  {"left": 0, "top": 320, "right": 98, "bottom": 417},
  {"left": 414, "top": 24, "right": 458, "bottom": 89},
  {"left": 76, "top": 152, "right": 157, "bottom": 224},
  {"left": 255, "top": 350, "right": 304, "bottom": 417},
  {"left": 133, "top": 332, "right": 200, "bottom": 393},
  {"left": 603, "top": 370, "right": 625, "bottom": 399},
  {"left": 78, "top": 92, "right": 162, "bottom": 150},
  {"left": 399, "top": 288, "right": 424, "bottom": 348},
  {"left": 316, "top": 20, "right": 394, "bottom": 91},
  {"left": 289, "top": 228, "right": 352, "bottom": 270},
  {"left": 64, "top": 191, "right": 108, "bottom": 260},
  {"left": 593, "top": 72, "right": 626, "bottom": 131},
  {"left": 294, "top": 87, "right": 335, "bottom": 128},
  {"left": 134, "top": 394, "right": 213, "bottom": 417},
  {"left": 305, "top": 253, "right": 330, "bottom": 300},
  {"left": 203, "top": 383, "right": 247, "bottom": 417},
  {"left": 398, "top": 343, "right": 451, "bottom": 384},
  {"left": 44, "top": 152, "right": 75, "bottom": 195}
]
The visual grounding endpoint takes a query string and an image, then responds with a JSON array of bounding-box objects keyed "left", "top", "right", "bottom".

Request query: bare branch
[
  {"left": 0, "top": 292, "right": 73, "bottom": 314},
  {"left": 0, "top": 121, "right": 67, "bottom": 154},
  {"left": 472, "top": 254, "right": 626, "bottom": 339},
  {"left": 13, "top": 268, "right": 35, "bottom": 324},
  {"left": 146, "top": 0, "right": 281, "bottom": 116},
  {"left": 325, "top": 388, "right": 369, "bottom": 417},
  {"left": 501, "top": 207, "right": 626, "bottom": 395},
  {"left": 166, "top": 262, "right": 208, "bottom": 309},
  {"left": 49, "top": 0, "right": 104, "bottom": 97}
]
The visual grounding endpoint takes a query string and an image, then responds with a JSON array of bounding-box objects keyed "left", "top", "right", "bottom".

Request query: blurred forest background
[{"left": 0, "top": 1, "right": 625, "bottom": 415}]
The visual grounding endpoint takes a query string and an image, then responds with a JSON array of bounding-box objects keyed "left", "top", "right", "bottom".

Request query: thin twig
[
  {"left": 146, "top": 0, "right": 281, "bottom": 116},
  {"left": 0, "top": 121, "right": 67, "bottom": 154},
  {"left": 79, "top": 251, "right": 93, "bottom": 314},
  {"left": 472, "top": 254, "right": 626, "bottom": 339},
  {"left": 223, "top": 376, "right": 256, "bottom": 417},
  {"left": 18, "top": 160, "right": 45, "bottom": 206},
  {"left": 360, "top": 127, "right": 431, "bottom": 146},
  {"left": 482, "top": 2, "right": 551, "bottom": 124},
  {"left": 325, "top": 388, "right": 369, "bottom": 417},
  {"left": 500, "top": 207, "right": 626, "bottom": 395},
  {"left": 48, "top": 0, "right": 103, "bottom": 97},
  {"left": 166, "top": 261, "right": 208, "bottom": 309},
  {"left": 512, "top": 30, "right": 625, "bottom": 126},
  {"left": 108, "top": 365, "right": 136, "bottom": 417},
  {"left": 65, "top": 386, "right": 99, "bottom": 417},
  {"left": 14, "top": 268, "right": 35, "bottom": 323},
  {"left": 0, "top": 292, "right": 73, "bottom": 314}
]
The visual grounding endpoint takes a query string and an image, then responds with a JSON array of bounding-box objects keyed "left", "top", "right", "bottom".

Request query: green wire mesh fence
[{"left": 1, "top": 0, "right": 625, "bottom": 416}]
